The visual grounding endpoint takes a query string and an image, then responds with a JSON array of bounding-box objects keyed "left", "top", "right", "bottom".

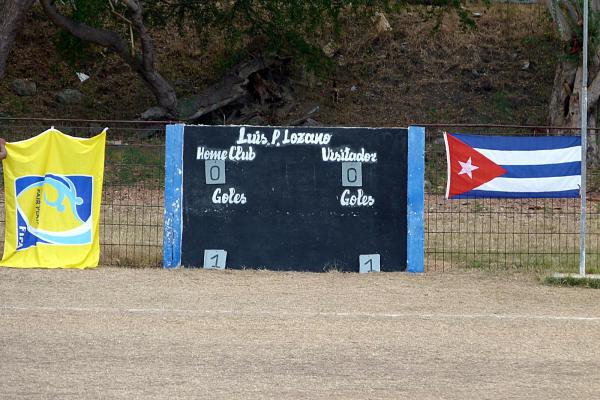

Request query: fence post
[
  {"left": 407, "top": 126, "right": 425, "bottom": 273},
  {"left": 163, "top": 124, "right": 184, "bottom": 268},
  {"left": 580, "top": 0, "right": 589, "bottom": 276}
]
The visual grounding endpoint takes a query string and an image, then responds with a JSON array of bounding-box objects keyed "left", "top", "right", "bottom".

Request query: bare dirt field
[{"left": 1, "top": 267, "right": 600, "bottom": 399}]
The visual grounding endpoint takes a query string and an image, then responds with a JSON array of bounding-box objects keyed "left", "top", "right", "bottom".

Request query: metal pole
[{"left": 580, "top": 0, "right": 589, "bottom": 276}]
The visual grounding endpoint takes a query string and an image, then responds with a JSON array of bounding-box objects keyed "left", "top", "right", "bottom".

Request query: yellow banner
[{"left": 0, "top": 128, "right": 106, "bottom": 268}]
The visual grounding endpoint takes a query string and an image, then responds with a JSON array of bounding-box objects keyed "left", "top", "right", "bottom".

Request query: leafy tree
[
  {"left": 2, "top": 0, "right": 471, "bottom": 118},
  {"left": 39, "top": 0, "right": 406, "bottom": 117},
  {"left": 144, "top": 0, "right": 355, "bottom": 69},
  {"left": 40, "top": 0, "right": 178, "bottom": 116}
]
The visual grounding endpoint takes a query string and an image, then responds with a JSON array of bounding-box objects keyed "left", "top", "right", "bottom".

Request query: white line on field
[{"left": 1, "top": 305, "right": 600, "bottom": 322}]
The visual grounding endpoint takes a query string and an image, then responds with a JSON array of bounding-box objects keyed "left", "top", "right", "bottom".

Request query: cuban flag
[{"left": 444, "top": 132, "right": 581, "bottom": 199}]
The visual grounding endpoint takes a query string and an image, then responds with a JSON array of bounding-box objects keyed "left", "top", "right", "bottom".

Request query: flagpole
[{"left": 580, "top": 0, "right": 588, "bottom": 277}]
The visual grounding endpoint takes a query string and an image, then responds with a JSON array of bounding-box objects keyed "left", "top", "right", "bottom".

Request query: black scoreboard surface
[{"left": 164, "top": 125, "right": 424, "bottom": 272}]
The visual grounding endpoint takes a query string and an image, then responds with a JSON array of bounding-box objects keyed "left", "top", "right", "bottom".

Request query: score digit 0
[
  {"left": 205, "top": 160, "right": 226, "bottom": 184},
  {"left": 342, "top": 162, "right": 363, "bottom": 187}
]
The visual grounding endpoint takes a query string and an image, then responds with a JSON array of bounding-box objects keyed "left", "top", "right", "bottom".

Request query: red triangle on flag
[{"left": 445, "top": 132, "right": 507, "bottom": 198}]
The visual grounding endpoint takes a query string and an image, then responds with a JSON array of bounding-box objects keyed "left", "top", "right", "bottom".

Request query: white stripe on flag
[
  {"left": 475, "top": 175, "right": 581, "bottom": 193},
  {"left": 474, "top": 146, "right": 581, "bottom": 166}
]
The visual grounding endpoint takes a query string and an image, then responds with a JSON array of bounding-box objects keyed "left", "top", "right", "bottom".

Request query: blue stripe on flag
[
  {"left": 452, "top": 133, "right": 581, "bottom": 151},
  {"left": 453, "top": 189, "right": 580, "bottom": 199},
  {"left": 502, "top": 162, "right": 581, "bottom": 178}
]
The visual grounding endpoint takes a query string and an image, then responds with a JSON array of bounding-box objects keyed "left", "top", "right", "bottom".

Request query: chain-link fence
[
  {"left": 0, "top": 118, "right": 165, "bottom": 267},
  {"left": 0, "top": 118, "right": 596, "bottom": 272},
  {"left": 424, "top": 124, "right": 598, "bottom": 273}
]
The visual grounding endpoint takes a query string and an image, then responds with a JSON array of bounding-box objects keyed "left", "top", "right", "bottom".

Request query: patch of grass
[
  {"left": 105, "top": 145, "right": 164, "bottom": 185},
  {"left": 98, "top": 190, "right": 164, "bottom": 267},
  {"left": 544, "top": 275, "right": 600, "bottom": 289},
  {"left": 465, "top": 258, "right": 488, "bottom": 269},
  {"left": 425, "top": 193, "right": 598, "bottom": 273},
  {"left": 428, "top": 246, "right": 582, "bottom": 273},
  {"left": 471, "top": 201, "right": 486, "bottom": 213},
  {"left": 424, "top": 140, "right": 447, "bottom": 192},
  {"left": 492, "top": 90, "right": 512, "bottom": 118},
  {"left": 8, "top": 96, "right": 29, "bottom": 114}
]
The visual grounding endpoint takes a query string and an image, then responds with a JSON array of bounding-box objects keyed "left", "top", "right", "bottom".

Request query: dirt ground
[{"left": 1, "top": 267, "right": 600, "bottom": 399}]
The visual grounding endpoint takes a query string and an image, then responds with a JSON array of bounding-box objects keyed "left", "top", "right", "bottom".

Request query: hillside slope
[{"left": 0, "top": 4, "right": 559, "bottom": 126}]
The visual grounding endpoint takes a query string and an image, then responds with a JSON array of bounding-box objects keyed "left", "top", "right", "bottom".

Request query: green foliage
[
  {"left": 8, "top": 96, "right": 28, "bottom": 114},
  {"left": 144, "top": 0, "right": 360, "bottom": 72},
  {"left": 492, "top": 90, "right": 512, "bottom": 118},
  {"left": 421, "top": 0, "right": 478, "bottom": 31},
  {"left": 143, "top": 0, "right": 448, "bottom": 73},
  {"left": 544, "top": 275, "right": 600, "bottom": 288},
  {"left": 54, "top": 0, "right": 112, "bottom": 64},
  {"left": 105, "top": 146, "right": 164, "bottom": 186},
  {"left": 50, "top": 0, "right": 473, "bottom": 76},
  {"left": 471, "top": 201, "right": 487, "bottom": 213}
]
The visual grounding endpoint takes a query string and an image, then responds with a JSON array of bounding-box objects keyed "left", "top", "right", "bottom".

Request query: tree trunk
[
  {"left": 549, "top": 60, "right": 600, "bottom": 167},
  {"left": 0, "top": 0, "right": 35, "bottom": 79},
  {"left": 548, "top": 60, "right": 578, "bottom": 126},
  {"left": 40, "top": 0, "right": 178, "bottom": 117}
]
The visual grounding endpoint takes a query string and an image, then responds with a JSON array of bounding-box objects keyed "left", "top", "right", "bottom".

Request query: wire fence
[
  {"left": 0, "top": 119, "right": 596, "bottom": 273},
  {"left": 424, "top": 124, "right": 597, "bottom": 273},
  {"left": 0, "top": 119, "right": 166, "bottom": 267}
]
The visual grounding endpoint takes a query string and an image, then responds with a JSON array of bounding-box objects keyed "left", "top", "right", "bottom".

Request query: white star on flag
[{"left": 458, "top": 157, "right": 479, "bottom": 179}]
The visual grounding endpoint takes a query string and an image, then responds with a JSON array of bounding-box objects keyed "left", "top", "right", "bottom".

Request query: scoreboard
[{"left": 164, "top": 124, "right": 424, "bottom": 272}]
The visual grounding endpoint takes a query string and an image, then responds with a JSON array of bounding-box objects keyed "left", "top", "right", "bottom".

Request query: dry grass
[
  {"left": 297, "top": 3, "right": 558, "bottom": 127},
  {"left": 426, "top": 194, "right": 598, "bottom": 273},
  {"left": 100, "top": 186, "right": 164, "bottom": 267},
  {"left": 0, "top": 186, "right": 164, "bottom": 267},
  {"left": 2, "top": 4, "right": 558, "bottom": 126},
  {"left": 96, "top": 190, "right": 599, "bottom": 272},
  {"left": 0, "top": 185, "right": 594, "bottom": 271}
]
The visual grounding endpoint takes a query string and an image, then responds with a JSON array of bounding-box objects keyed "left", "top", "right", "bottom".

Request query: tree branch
[
  {"left": 122, "top": 0, "right": 155, "bottom": 72},
  {"left": 40, "top": 0, "right": 134, "bottom": 64},
  {"left": 40, "top": 0, "right": 178, "bottom": 116}
]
